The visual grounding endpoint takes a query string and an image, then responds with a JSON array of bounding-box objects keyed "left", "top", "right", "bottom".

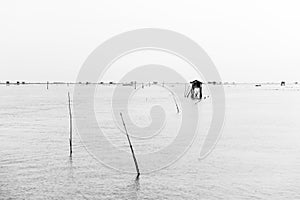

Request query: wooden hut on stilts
[{"left": 187, "top": 80, "right": 203, "bottom": 100}]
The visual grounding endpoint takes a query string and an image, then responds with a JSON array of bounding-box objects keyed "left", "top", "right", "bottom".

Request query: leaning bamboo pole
[
  {"left": 68, "top": 92, "right": 72, "bottom": 157},
  {"left": 171, "top": 94, "right": 180, "bottom": 113},
  {"left": 186, "top": 87, "right": 192, "bottom": 98},
  {"left": 120, "top": 113, "right": 140, "bottom": 178}
]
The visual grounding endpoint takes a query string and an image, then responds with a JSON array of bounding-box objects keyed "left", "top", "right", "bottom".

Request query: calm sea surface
[{"left": 0, "top": 84, "right": 300, "bottom": 199}]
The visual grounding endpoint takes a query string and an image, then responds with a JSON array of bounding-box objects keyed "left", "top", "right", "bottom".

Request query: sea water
[{"left": 0, "top": 84, "right": 299, "bottom": 199}]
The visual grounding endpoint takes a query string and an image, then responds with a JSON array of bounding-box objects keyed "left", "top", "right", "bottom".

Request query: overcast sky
[{"left": 1, "top": 0, "right": 300, "bottom": 82}]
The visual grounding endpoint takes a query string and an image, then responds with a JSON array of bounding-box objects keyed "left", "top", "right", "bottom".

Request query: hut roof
[{"left": 190, "top": 80, "right": 202, "bottom": 84}]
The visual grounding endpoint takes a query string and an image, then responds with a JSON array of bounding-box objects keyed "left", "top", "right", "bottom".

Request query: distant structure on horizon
[{"left": 189, "top": 80, "right": 203, "bottom": 99}]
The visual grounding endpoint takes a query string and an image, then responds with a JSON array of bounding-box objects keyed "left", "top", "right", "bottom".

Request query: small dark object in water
[
  {"left": 255, "top": 84, "right": 261, "bottom": 87},
  {"left": 6, "top": 81, "right": 10, "bottom": 85},
  {"left": 281, "top": 81, "right": 285, "bottom": 86},
  {"left": 195, "top": 95, "right": 209, "bottom": 104},
  {"left": 122, "top": 83, "right": 132, "bottom": 86},
  {"left": 16, "top": 81, "right": 20, "bottom": 85}
]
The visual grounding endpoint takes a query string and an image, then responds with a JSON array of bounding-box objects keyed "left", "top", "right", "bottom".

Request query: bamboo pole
[
  {"left": 186, "top": 88, "right": 191, "bottom": 98},
  {"left": 47, "top": 81, "right": 49, "bottom": 90},
  {"left": 120, "top": 113, "right": 140, "bottom": 178},
  {"left": 68, "top": 92, "right": 72, "bottom": 157},
  {"left": 172, "top": 96, "right": 180, "bottom": 113},
  {"left": 184, "top": 85, "right": 191, "bottom": 98},
  {"left": 168, "top": 91, "right": 180, "bottom": 113}
]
